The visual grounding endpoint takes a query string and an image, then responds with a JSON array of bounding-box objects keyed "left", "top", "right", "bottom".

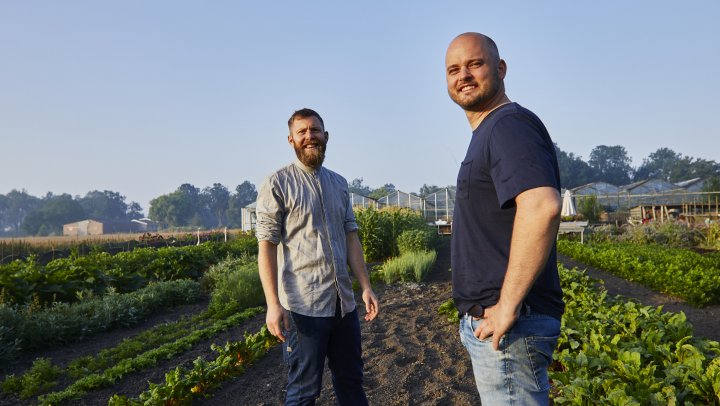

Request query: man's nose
[
  {"left": 305, "top": 130, "right": 319, "bottom": 141},
  {"left": 458, "top": 66, "right": 472, "bottom": 80}
]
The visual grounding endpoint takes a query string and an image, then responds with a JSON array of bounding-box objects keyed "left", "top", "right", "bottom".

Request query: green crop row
[
  {"left": 34, "top": 306, "right": 264, "bottom": 405},
  {"left": 0, "top": 279, "right": 202, "bottom": 362},
  {"left": 553, "top": 266, "right": 720, "bottom": 404},
  {"left": 557, "top": 240, "right": 720, "bottom": 307},
  {"left": 109, "top": 326, "right": 278, "bottom": 406},
  {"left": 2, "top": 255, "right": 266, "bottom": 402},
  {"left": 437, "top": 265, "right": 720, "bottom": 404},
  {"left": 0, "top": 234, "right": 258, "bottom": 306}
]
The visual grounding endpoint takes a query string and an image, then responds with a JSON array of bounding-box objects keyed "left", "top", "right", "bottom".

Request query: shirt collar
[{"left": 293, "top": 158, "right": 322, "bottom": 175}]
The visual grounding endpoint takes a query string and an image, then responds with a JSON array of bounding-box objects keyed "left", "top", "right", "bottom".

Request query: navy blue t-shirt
[{"left": 451, "top": 103, "right": 565, "bottom": 320}]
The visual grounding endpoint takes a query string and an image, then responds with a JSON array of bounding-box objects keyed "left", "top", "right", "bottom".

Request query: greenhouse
[
  {"left": 349, "top": 193, "right": 378, "bottom": 208},
  {"left": 367, "top": 187, "right": 456, "bottom": 227}
]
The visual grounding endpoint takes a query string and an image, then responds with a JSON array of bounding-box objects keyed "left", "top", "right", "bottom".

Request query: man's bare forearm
[{"left": 498, "top": 186, "right": 561, "bottom": 311}]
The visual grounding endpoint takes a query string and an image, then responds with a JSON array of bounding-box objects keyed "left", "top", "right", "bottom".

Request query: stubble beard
[
  {"left": 450, "top": 71, "right": 502, "bottom": 112},
  {"left": 293, "top": 141, "right": 326, "bottom": 169}
]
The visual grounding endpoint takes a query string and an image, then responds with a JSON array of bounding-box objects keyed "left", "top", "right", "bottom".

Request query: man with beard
[
  {"left": 256, "top": 108, "right": 378, "bottom": 405},
  {"left": 445, "top": 33, "right": 564, "bottom": 404}
]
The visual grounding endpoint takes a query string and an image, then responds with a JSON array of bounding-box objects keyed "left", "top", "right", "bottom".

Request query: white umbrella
[{"left": 561, "top": 189, "right": 576, "bottom": 217}]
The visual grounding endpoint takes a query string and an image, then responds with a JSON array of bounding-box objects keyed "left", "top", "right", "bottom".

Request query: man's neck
[{"left": 466, "top": 94, "right": 512, "bottom": 131}]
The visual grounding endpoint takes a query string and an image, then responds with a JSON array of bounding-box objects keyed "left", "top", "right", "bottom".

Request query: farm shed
[
  {"left": 241, "top": 202, "right": 257, "bottom": 232},
  {"left": 63, "top": 219, "right": 143, "bottom": 236}
]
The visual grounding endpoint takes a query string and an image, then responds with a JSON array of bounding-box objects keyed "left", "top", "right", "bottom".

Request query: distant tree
[
  {"left": 555, "top": 144, "right": 595, "bottom": 189},
  {"left": 203, "top": 183, "right": 230, "bottom": 227},
  {"left": 149, "top": 193, "right": 186, "bottom": 228},
  {"left": 702, "top": 176, "right": 720, "bottom": 192},
  {"left": 149, "top": 184, "right": 202, "bottom": 228},
  {"left": 127, "top": 202, "right": 144, "bottom": 220},
  {"left": 348, "top": 178, "right": 372, "bottom": 196},
  {"left": 418, "top": 184, "right": 442, "bottom": 197},
  {"left": 368, "top": 183, "right": 396, "bottom": 200},
  {"left": 233, "top": 181, "right": 258, "bottom": 208},
  {"left": 227, "top": 181, "right": 258, "bottom": 228},
  {"left": 78, "top": 190, "right": 129, "bottom": 221},
  {"left": 589, "top": 145, "right": 634, "bottom": 186},
  {"left": 1, "top": 189, "right": 40, "bottom": 235},
  {"left": 21, "top": 193, "right": 85, "bottom": 236},
  {"left": 635, "top": 148, "right": 719, "bottom": 183},
  {"left": 0, "top": 194, "right": 7, "bottom": 234},
  {"left": 685, "top": 157, "right": 720, "bottom": 181}
]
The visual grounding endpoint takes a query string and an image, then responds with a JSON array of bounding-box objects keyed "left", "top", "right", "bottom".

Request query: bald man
[{"left": 445, "top": 32, "right": 564, "bottom": 404}]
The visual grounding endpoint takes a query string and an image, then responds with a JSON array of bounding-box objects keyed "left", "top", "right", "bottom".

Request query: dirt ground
[{"left": 1, "top": 241, "right": 718, "bottom": 405}]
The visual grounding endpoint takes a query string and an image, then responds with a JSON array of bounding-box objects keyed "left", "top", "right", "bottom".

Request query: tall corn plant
[{"left": 354, "top": 207, "right": 389, "bottom": 262}]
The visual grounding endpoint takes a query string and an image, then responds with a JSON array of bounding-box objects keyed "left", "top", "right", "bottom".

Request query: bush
[
  {"left": 397, "top": 228, "right": 436, "bottom": 255},
  {"left": 618, "top": 221, "right": 703, "bottom": 248},
  {"left": 202, "top": 256, "right": 264, "bottom": 317}
]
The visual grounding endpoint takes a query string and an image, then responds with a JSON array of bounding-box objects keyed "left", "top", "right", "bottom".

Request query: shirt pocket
[{"left": 457, "top": 160, "right": 473, "bottom": 200}]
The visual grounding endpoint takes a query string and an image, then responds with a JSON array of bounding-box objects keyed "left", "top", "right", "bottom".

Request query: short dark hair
[{"left": 288, "top": 108, "right": 325, "bottom": 131}]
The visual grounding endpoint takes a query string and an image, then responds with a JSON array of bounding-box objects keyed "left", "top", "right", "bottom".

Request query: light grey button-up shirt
[{"left": 255, "top": 159, "right": 358, "bottom": 317}]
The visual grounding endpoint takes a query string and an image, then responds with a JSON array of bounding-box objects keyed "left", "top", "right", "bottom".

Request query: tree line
[
  {"left": 2, "top": 146, "right": 718, "bottom": 237},
  {"left": 556, "top": 145, "right": 720, "bottom": 189},
  {"left": 0, "top": 190, "right": 143, "bottom": 237},
  {"left": 0, "top": 181, "right": 258, "bottom": 237}
]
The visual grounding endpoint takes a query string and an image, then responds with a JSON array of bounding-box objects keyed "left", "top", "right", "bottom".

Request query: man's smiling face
[
  {"left": 288, "top": 115, "right": 328, "bottom": 169},
  {"left": 445, "top": 34, "right": 504, "bottom": 112}
]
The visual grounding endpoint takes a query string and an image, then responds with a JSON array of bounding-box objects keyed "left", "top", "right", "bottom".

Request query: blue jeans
[
  {"left": 283, "top": 306, "right": 368, "bottom": 406},
  {"left": 459, "top": 309, "right": 560, "bottom": 405}
]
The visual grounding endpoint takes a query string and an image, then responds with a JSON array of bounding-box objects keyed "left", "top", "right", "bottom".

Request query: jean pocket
[{"left": 525, "top": 334, "right": 559, "bottom": 392}]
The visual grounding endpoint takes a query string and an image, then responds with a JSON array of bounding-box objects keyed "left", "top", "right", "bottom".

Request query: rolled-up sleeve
[
  {"left": 344, "top": 192, "right": 358, "bottom": 233},
  {"left": 255, "top": 176, "right": 283, "bottom": 244}
]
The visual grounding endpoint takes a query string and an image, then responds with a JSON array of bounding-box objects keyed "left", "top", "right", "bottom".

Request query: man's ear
[
  {"left": 288, "top": 134, "right": 293, "bottom": 145},
  {"left": 324, "top": 131, "right": 330, "bottom": 142},
  {"left": 498, "top": 59, "right": 507, "bottom": 80}
]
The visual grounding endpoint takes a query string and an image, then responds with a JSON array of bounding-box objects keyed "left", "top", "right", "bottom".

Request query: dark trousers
[{"left": 283, "top": 304, "right": 368, "bottom": 406}]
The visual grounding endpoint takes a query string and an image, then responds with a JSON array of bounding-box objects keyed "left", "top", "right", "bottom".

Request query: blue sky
[{"left": 2, "top": 1, "right": 718, "bottom": 214}]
